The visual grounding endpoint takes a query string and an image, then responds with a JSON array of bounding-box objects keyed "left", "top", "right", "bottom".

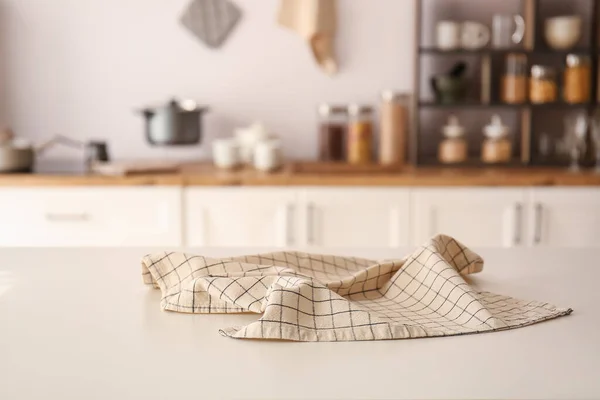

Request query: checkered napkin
[{"left": 142, "top": 235, "right": 572, "bottom": 341}]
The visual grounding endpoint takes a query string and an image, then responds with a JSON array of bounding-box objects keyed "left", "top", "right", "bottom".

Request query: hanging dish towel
[
  {"left": 278, "top": 0, "right": 338, "bottom": 75},
  {"left": 142, "top": 235, "right": 572, "bottom": 342}
]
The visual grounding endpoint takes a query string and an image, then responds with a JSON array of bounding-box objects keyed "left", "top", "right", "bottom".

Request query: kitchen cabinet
[
  {"left": 0, "top": 187, "right": 182, "bottom": 247},
  {"left": 411, "top": 188, "right": 527, "bottom": 248},
  {"left": 301, "top": 188, "right": 410, "bottom": 248},
  {"left": 184, "top": 188, "right": 297, "bottom": 248},
  {"left": 530, "top": 188, "right": 600, "bottom": 248}
]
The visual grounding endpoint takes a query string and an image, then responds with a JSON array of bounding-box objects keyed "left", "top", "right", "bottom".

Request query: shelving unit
[{"left": 411, "top": 0, "right": 600, "bottom": 168}]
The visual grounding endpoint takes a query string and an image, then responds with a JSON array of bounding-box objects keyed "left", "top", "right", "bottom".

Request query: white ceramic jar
[
  {"left": 253, "top": 140, "right": 283, "bottom": 172},
  {"left": 212, "top": 138, "right": 240, "bottom": 169}
]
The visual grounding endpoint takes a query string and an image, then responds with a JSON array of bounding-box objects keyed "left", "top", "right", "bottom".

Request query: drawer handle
[
  {"left": 514, "top": 203, "right": 523, "bottom": 246},
  {"left": 534, "top": 203, "right": 543, "bottom": 245},
  {"left": 307, "top": 203, "right": 315, "bottom": 246},
  {"left": 45, "top": 213, "right": 90, "bottom": 222}
]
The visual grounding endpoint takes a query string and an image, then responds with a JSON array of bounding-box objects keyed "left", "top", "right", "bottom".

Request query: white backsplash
[{"left": 0, "top": 0, "right": 415, "bottom": 162}]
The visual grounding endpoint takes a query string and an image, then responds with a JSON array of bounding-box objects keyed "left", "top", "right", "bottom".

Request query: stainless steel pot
[
  {"left": 0, "top": 145, "right": 35, "bottom": 173},
  {"left": 140, "top": 99, "right": 209, "bottom": 146}
]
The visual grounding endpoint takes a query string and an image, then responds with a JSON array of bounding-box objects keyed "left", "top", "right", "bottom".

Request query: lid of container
[
  {"left": 381, "top": 90, "right": 410, "bottom": 102},
  {"left": 566, "top": 54, "right": 591, "bottom": 67},
  {"left": 531, "top": 65, "right": 556, "bottom": 79},
  {"left": 348, "top": 104, "right": 374, "bottom": 116},
  {"left": 484, "top": 114, "right": 509, "bottom": 139},
  {"left": 318, "top": 104, "right": 348, "bottom": 116},
  {"left": 442, "top": 115, "right": 465, "bottom": 138}
]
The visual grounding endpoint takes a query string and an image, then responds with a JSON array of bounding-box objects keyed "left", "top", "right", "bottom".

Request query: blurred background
[{"left": 0, "top": 0, "right": 599, "bottom": 250}]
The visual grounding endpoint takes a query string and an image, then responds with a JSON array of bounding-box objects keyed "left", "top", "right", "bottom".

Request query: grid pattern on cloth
[{"left": 141, "top": 234, "right": 572, "bottom": 341}]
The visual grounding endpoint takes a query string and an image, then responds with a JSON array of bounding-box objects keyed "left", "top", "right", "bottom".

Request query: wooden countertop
[{"left": 1, "top": 164, "right": 600, "bottom": 187}]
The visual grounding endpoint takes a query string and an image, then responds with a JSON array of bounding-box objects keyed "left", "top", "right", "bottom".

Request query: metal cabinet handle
[
  {"left": 534, "top": 203, "right": 543, "bottom": 245},
  {"left": 286, "top": 204, "right": 295, "bottom": 246},
  {"left": 45, "top": 213, "right": 90, "bottom": 222},
  {"left": 514, "top": 203, "right": 523, "bottom": 246},
  {"left": 307, "top": 203, "right": 315, "bottom": 246}
]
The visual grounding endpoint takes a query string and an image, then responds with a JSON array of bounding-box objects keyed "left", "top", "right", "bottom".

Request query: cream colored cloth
[
  {"left": 142, "top": 235, "right": 571, "bottom": 341},
  {"left": 278, "top": 0, "right": 338, "bottom": 75}
]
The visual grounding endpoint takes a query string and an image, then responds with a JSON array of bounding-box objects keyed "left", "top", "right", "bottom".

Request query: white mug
[
  {"left": 254, "top": 140, "right": 283, "bottom": 172},
  {"left": 461, "top": 21, "right": 490, "bottom": 49},
  {"left": 212, "top": 138, "right": 240, "bottom": 169},
  {"left": 436, "top": 21, "right": 461, "bottom": 50}
]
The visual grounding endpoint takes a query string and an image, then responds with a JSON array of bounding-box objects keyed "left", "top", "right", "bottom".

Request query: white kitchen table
[{"left": 0, "top": 247, "right": 598, "bottom": 400}]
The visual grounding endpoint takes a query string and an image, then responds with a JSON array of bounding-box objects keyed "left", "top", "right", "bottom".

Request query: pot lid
[
  {"left": 442, "top": 115, "right": 465, "bottom": 138},
  {"left": 484, "top": 115, "right": 509, "bottom": 138}
]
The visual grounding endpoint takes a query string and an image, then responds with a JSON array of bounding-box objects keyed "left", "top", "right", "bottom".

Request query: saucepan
[
  {"left": 0, "top": 130, "right": 110, "bottom": 173},
  {"left": 138, "top": 99, "right": 209, "bottom": 146}
]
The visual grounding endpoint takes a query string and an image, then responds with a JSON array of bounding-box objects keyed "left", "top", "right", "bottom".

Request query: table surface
[{"left": 0, "top": 247, "right": 598, "bottom": 400}]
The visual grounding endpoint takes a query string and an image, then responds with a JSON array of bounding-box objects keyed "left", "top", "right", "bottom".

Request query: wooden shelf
[
  {"left": 419, "top": 47, "right": 595, "bottom": 56},
  {"left": 419, "top": 102, "right": 596, "bottom": 109}
]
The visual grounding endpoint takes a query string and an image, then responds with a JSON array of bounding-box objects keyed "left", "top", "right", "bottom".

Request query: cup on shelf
[
  {"left": 545, "top": 16, "right": 582, "bottom": 50},
  {"left": 492, "top": 14, "right": 525, "bottom": 48},
  {"left": 436, "top": 21, "right": 462, "bottom": 50},
  {"left": 461, "top": 21, "right": 490, "bottom": 50}
]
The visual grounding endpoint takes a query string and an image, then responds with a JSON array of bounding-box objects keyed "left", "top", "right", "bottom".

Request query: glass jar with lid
[
  {"left": 564, "top": 54, "right": 592, "bottom": 104},
  {"left": 347, "top": 104, "right": 374, "bottom": 164},
  {"left": 318, "top": 104, "right": 348, "bottom": 161},
  {"left": 501, "top": 53, "right": 528, "bottom": 104},
  {"left": 530, "top": 65, "right": 558, "bottom": 104}
]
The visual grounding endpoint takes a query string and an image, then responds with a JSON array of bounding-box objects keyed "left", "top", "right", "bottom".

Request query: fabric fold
[{"left": 142, "top": 234, "right": 572, "bottom": 342}]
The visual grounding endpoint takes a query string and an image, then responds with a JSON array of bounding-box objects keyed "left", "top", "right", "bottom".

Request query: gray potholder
[{"left": 180, "top": 0, "right": 242, "bottom": 49}]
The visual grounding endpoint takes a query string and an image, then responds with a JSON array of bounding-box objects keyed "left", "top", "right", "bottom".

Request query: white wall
[{"left": 0, "top": 0, "right": 415, "bottom": 161}]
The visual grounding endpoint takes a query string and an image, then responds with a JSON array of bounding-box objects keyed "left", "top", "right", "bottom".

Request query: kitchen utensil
[
  {"left": 254, "top": 139, "right": 283, "bottom": 172},
  {"left": 492, "top": 14, "right": 525, "bottom": 48},
  {"left": 545, "top": 16, "right": 582, "bottom": 50},
  {"left": 318, "top": 104, "right": 347, "bottom": 162},
  {"left": 379, "top": 91, "right": 409, "bottom": 166},
  {"left": 431, "top": 75, "right": 468, "bottom": 104},
  {"left": 180, "top": 0, "right": 243, "bottom": 49},
  {"left": 91, "top": 160, "right": 180, "bottom": 176},
  {"left": 347, "top": 104, "right": 374, "bottom": 165},
  {"left": 212, "top": 138, "right": 241, "bottom": 170},
  {"left": 436, "top": 21, "right": 461, "bottom": 50},
  {"left": 483, "top": 115, "right": 509, "bottom": 140},
  {"left": 501, "top": 53, "right": 528, "bottom": 104},
  {"left": 278, "top": 0, "right": 338, "bottom": 75},
  {"left": 461, "top": 21, "right": 490, "bottom": 49},
  {"left": 482, "top": 115, "right": 512, "bottom": 164},
  {"left": 439, "top": 115, "right": 467, "bottom": 164},
  {"left": 564, "top": 112, "right": 588, "bottom": 171},
  {"left": 139, "top": 99, "right": 208, "bottom": 146},
  {"left": 235, "top": 122, "right": 270, "bottom": 164},
  {"left": 431, "top": 62, "right": 469, "bottom": 104},
  {"left": 0, "top": 139, "right": 35, "bottom": 173},
  {"left": 442, "top": 115, "right": 465, "bottom": 139}
]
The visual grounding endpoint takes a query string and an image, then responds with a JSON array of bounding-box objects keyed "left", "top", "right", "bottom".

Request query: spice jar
[
  {"left": 318, "top": 104, "right": 347, "bottom": 161},
  {"left": 530, "top": 65, "right": 558, "bottom": 104},
  {"left": 564, "top": 54, "right": 591, "bottom": 104},
  {"left": 501, "top": 53, "right": 528, "bottom": 104},
  {"left": 347, "top": 104, "right": 374, "bottom": 164},
  {"left": 379, "top": 91, "right": 409, "bottom": 165},
  {"left": 482, "top": 115, "right": 512, "bottom": 163},
  {"left": 438, "top": 115, "right": 467, "bottom": 164}
]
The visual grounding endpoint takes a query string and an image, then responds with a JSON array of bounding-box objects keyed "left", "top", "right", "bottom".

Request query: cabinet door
[
  {"left": 0, "top": 187, "right": 182, "bottom": 247},
  {"left": 184, "top": 188, "right": 297, "bottom": 248},
  {"left": 301, "top": 188, "right": 410, "bottom": 248},
  {"left": 411, "top": 189, "right": 526, "bottom": 248},
  {"left": 530, "top": 188, "right": 600, "bottom": 248}
]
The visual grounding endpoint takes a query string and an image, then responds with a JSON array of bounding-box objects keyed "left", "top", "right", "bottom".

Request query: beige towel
[
  {"left": 142, "top": 235, "right": 572, "bottom": 342},
  {"left": 278, "top": 0, "right": 338, "bottom": 75}
]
